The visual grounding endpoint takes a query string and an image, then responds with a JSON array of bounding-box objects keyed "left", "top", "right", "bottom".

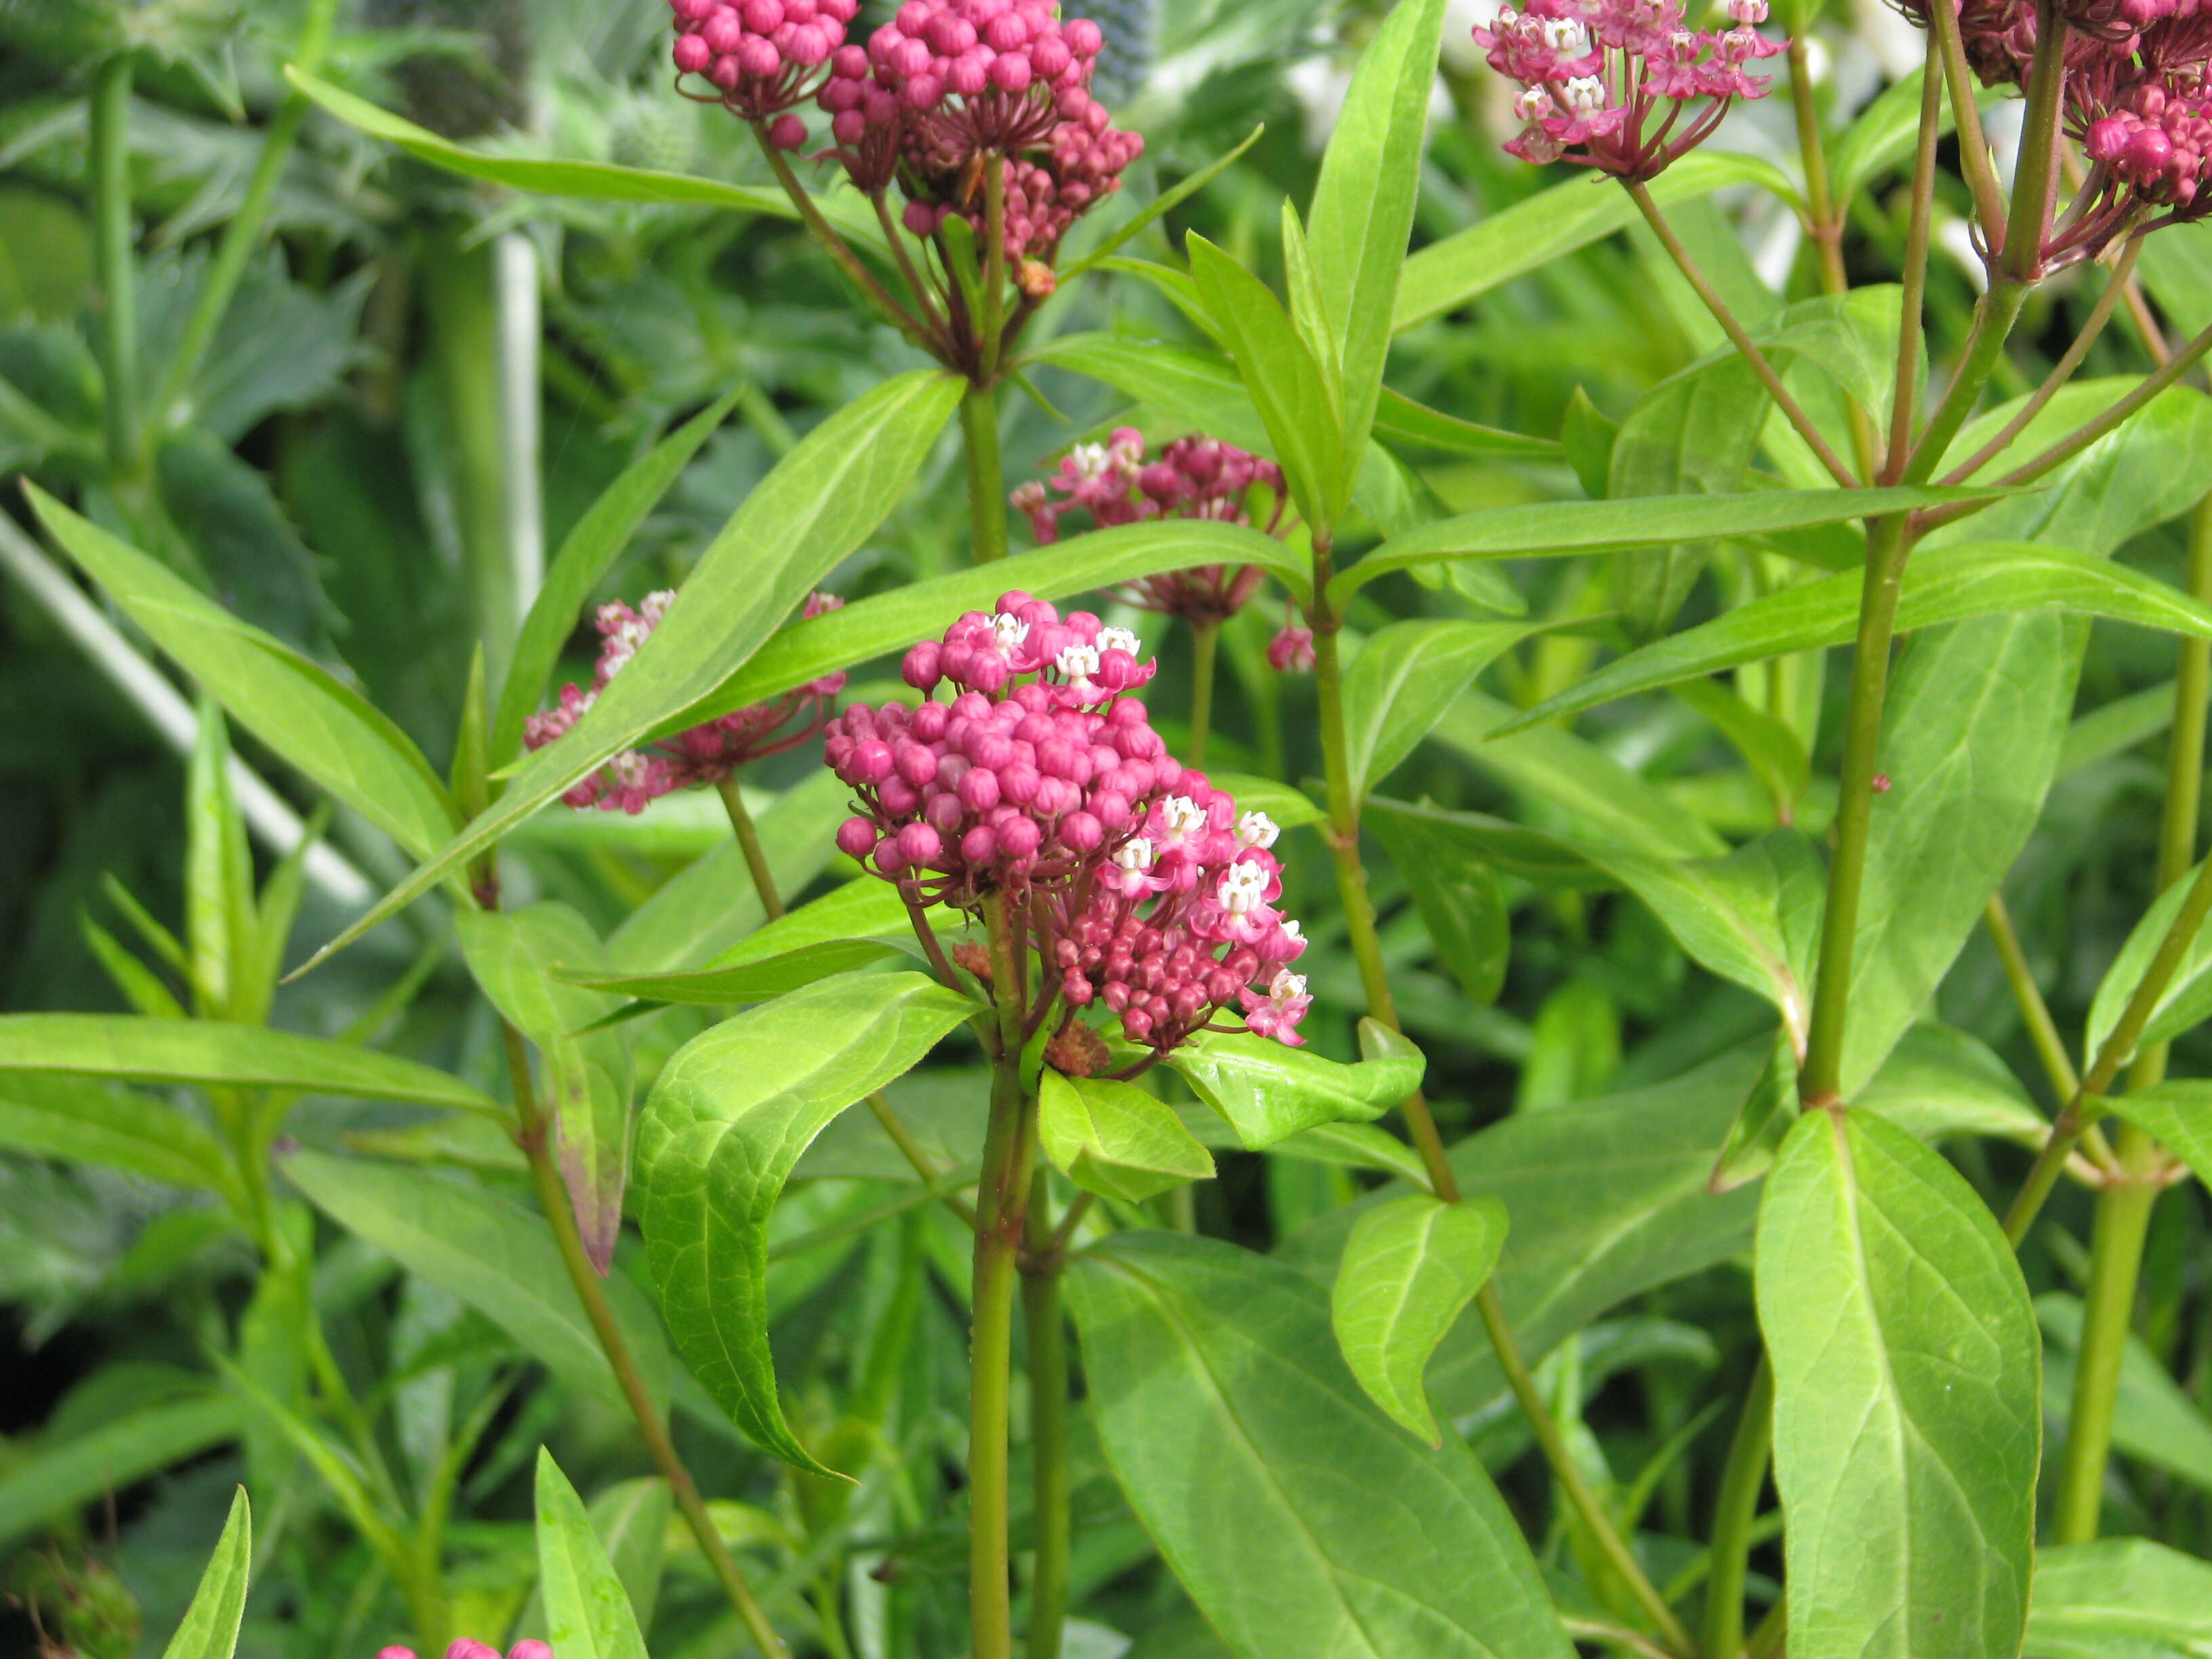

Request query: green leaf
[
  {"left": 2107, "top": 1080, "right": 2212, "bottom": 1188},
  {"left": 2085, "top": 859, "right": 2212, "bottom": 1065},
  {"left": 668, "top": 517, "right": 1310, "bottom": 730},
  {"left": 2038, "top": 1294, "right": 2212, "bottom": 1497},
  {"left": 184, "top": 703, "right": 258, "bottom": 1021},
  {"left": 1672, "top": 677, "right": 1811, "bottom": 809},
  {"left": 1187, "top": 233, "right": 1347, "bottom": 531},
  {"left": 0, "top": 1072, "right": 238, "bottom": 1197},
  {"left": 0, "top": 1394, "right": 245, "bottom": 1549},
  {"left": 1757, "top": 1107, "right": 2040, "bottom": 1659},
  {"left": 454, "top": 903, "right": 633, "bottom": 1273},
  {"left": 1841, "top": 615, "right": 2081, "bottom": 1096},
  {"left": 493, "top": 391, "right": 742, "bottom": 766},
  {"left": 153, "top": 429, "right": 336, "bottom": 653},
  {"left": 159, "top": 1487, "right": 251, "bottom": 1659},
  {"left": 1166, "top": 1018, "right": 1422, "bottom": 1149},
  {"left": 1306, "top": 0, "right": 1446, "bottom": 497},
  {"left": 287, "top": 69, "right": 806, "bottom": 221},
  {"left": 1330, "top": 1192, "right": 1507, "bottom": 1446},
  {"left": 282, "top": 1149, "right": 671, "bottom": 1416},
  {"left": 1830, "top": 71, "right": 2003, "bottom": 207},
  {"left": 1373, "top": 388, "right": 1560, "bottom": 459},
  {"left": 1206, "top": 772, "right": 1326, "bottom": 830},
  {"left": 0, "top": 1014, "right": 502, "bottom": 1116},
  {"left": 2026, "top": 1539, "right": 2212, "bottom": 1659},
  {"left": 576, "top": 940, "right": 905, "bottom": 1011},
  {"left": 1067, "top": 1233, "right": 1574, "bottom": 1659},
  {"left": 1496, "top": 542, "right": 2178, "bottom": 733},
  {"left": 1280, "top": 201, "right": 1341, "bottom": 407},
  {"left": 1340, "top": 619, "right": 1530, "bottom": 798},
  {"left": 25, "top": 484, "right": 459, "bottom": 861},
  {"left": 1393, "top": 152, "right": 1801, "bottom": 333},
  {"left": 636, "top": 971, "right": 975, "bottom": 1475},
  {"left": 1854, "top": 1024, "right": 2047, "bottom": 1145},
  {"left": 535, "top": 1450, "right": 651, "bottom": 1659},
  {"left": 1039, "top": 1071, "right": 1215, "bottom": 1203},
  {"left": 297, "top": 369, "right": 964, "bottom": 973},
  {"left": 1708, "top": 1028, "right": 1803, "bottom": 1193},
  {"left": 1061, "top": 123, "right": 1266, "bottom": 279},
  {"left": 1333, "top": 485, "right": 2015, "bottom": 607},
  {"left": 1370, "top": 809, "right": 1509, "bottom": 1006}
]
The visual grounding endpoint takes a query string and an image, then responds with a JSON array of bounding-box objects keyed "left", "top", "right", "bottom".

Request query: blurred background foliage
[{"left": 3, "top": 0, "right": 2209, "bottom": 1654}]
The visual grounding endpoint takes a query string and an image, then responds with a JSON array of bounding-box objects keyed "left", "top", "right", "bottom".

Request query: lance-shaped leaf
[
  {"left": 296, "top": 369, "right": 964, "bottom": 974},
  {"left": 1306, "top": 0, "right": 1446, "bottom": 497},
  {"left": 455, "top": 903, "right": 634, "bottom": 1273},
  {"left": 1757, "top": 1107, "right": 2040, "bottom": 1659},
  {"left": 1500, "top": 541, "right": 2200, "bottom": 734},
  {"left": 1372, "top": 388, "right": 1559, "bottom": 458},
  {"left": 636, "top": 971, "right": 975, "bottom": 1475},
  {"left": 159, "top": 1486, "right": 251, "bottom": 1659},
  {"left": 0, "top": 1394, "right": 247, "bottom": 1549},
  {"left": 535, "top": 1450, "right": 651, "bottom": 1659},
  {"left": 0, "top": 1014, "right": 501, "bottom": 1115},
  {"left": 282, "top": 1149, "right": 672, "bottom": 1416},
  {"left": 1330, "top": 1192, "right": 1508, "bottom": 1446},
  {"left": 1067, "top": 1232, "right": 1573, "bottom": 1659},
  {"left": 493, "top": 392, "right": 741, "bottom": 764},
  {"left": 0, "top": 1073, "right": 239, "bottom": 1197},
  {"left": 1039, "top": 1071, "right": 1214, "bottom": 1203},
  {"left": 1340, "top": 619, "right": 1532, "bottom": 799},
  {"left": 1853, "top": 1024, "right": 2046, "bottom": 1145},
  {"left": 2026, "top": 1539, "right": 2212, "bottom": 1659},
  {"left": 1187, "top": 233, "right": 1346, "bottom": 531},
  {"left": 25, "top": 485, "right": 459, "bottom": 861},
  {"left": 1167, "top": 1019, "right": 1422, "bottom": 1149},
  {"left": 1370, "top": 808, "right": 1509, "bottom": 1006},
  {"left": 2085, "top": 858, "right": 2212, "bottom": 1066},
  {"left": 2106, "top": 1080, "right": 2212, "bottom": 1188}
]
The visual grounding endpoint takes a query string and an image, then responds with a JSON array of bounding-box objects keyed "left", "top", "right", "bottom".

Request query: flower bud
[{"left": 837, "top": 817, "right": 880, "bottom": 859}]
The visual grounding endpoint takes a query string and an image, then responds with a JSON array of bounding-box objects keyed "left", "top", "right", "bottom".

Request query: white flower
[
  {"left": 1235, "top": 811, "right": 1280, "bottom": 849},
  {"left": 1113, "top": 837, "right": 1156, "bottom": 871},
  {"left": 1515, "top": 86, "right": 1556, "bottom": 123},
  {"left": 1057, "top": 642, "right": 1103, "bottom": 678},
  {"left": 1563, "top": 75, "right": 1607, "bottom": 114},
  {"left": 1541, "top": 17, "right": 1589, "bottom": 52},
  {"left": 1218, "top": 862, "right": 1271, "bottom": 914},
  {"left": 1097, "top": 625, "right": 1141, "bottom": 657},
  {"left": 1277, "top": 919, "right": 1304, "bottom": 946},
  {"left": 1267, "top": 968, "right": 1307, "bottom": 1002},
  {"left": 1160, "top": 795, "right": 1208, "bottom": 836},
  {"left": 1067, "top": 441, "right": 1111, "bottom": 480},
  {"left": 991, "top": 611, "right": 1031, "bottom": 651}
]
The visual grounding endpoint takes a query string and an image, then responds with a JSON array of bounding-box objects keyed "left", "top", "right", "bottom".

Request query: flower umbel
[
  {"left": 827, "top": 592, "right": 1310, "bottom": 1052},
  {"left": 525, "top": 591, "right": 847, "bottom": 814}
]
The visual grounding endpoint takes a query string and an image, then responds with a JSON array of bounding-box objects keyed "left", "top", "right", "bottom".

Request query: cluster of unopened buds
[
  {"left": 825, "top": 593, "right": 1310, "bottom": 1052},
  {"left": 672, "top": 0, "right": 1143, "bottom": 270},
  {"left": 377, "top": 1641, "right": 548, "bottom": 1659},
  {"left": 1476, "top": 0, "right": 1783, "bottom": 180},
  {"left": 526, "top": 591, "right": 846, "bottom": 813},
  {"left": 1011, "top": 428, "right": 1313, "bottom": 658}
]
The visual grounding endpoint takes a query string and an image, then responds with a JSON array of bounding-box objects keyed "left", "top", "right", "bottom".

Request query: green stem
[
  {"left": 2000, "top": 0, "right": 2070, "bottom": 285},
  {"left": 1701, "top": 1359, "right": 1774, "bottom": 1659},
  {"left": 1623, "top": 180, "right": 1858, "bottom": 489},
  {"left": 961, "top": 381, "right": 1010, "bottom": 564},
  {"left": 1886, "top": 37, "right": 1944, "bottom": 478},
  {"left": 981, "top": 155, "right": 1008, "bottom": 381},
  {"left": 1799, "top": 516, "right": 1912, "bottom": 1106},
  {"left": 1927, "top": 0, "right": 2008, "bottom": 239},
  {"left": 1984, "top": 891, "right": 2081, "bottom": 1104},
  {"left": 503, "top": 1023, "right": 790, "bottom": 1658},
  {"left": 2053, "top": 1127, "right": 2160, "bottom": 1543},
  {"left": 1309, "top": 545, "right": 1688, "bottom": 1656},
  {"left": 715, "top": 776, "right": 786, "bottom": 921},
  {"left": 752, "top": 128, "right": 932, "bottom": 348},
  {"left": 1021, "top": 1172, "right": 1071, "bottom": 1659},
  {"left": 91, "top": 52, "right": 138, "bottom": 476},
  {"left": 969, "top": 897, "right": 1038, "bottom": 1659},
  {"left": 1187, "top": 621, "right": 1218, "bottom": 770},
  {"left": 1902, "top": 280, "right": 2031, "bottom": 483},
  {"left": 1787, "top": 37, "right": 1876, "bottom": 480},
  {"left": 147, "top": 0, "right": 339, "bottom": 436}
]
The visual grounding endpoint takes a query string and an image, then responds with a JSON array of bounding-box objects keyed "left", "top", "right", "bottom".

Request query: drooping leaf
[
  {"left": 25, "top": 484, "right": 459, "bottom": 861},
  {"left": 0, "top": 1014, "right": 502, "bottom": 1116},
  {"left": 1067, "top": 1232, "right": 1574, "bottom": 1659},
  {"left": 454, "top": 903, "right": 634, "bottom": 1273},
  {"left": 2025, "top": 1539, "right": 2212, "bottom": 1659},
  {"left": 1305, "top": 0, "right": 1446, "bottom": 497},
  {"left": 535, "top": 1450, "right": 651, "bottom": 1659},
  {"left": 1340, "top": 619, "right": 1530, "bottom": 798},
  {"left": 492, "top": 391, "right": 742, "bottom": 766},
  {"left": 635, "top": 971, "right": 975, "bottom": 1475},
  {"left": 1757, "top": 1107, "right": 2040, "bottom": 1659},
  {"left": 1167, "top": 1019, "right": 1422, "bottom": 1149},
  {"left": 1039, "top": 1071, "right": 1215, "bottom": 1203},
  {"left": 157, "top": 1486, "right": 251, "bottom": 1659},
  {"left": 1330, "top": 1192, "right": 1508, "bottom": 1446},
  {"left": 297, "top": 369, "right": 964, "bottom": 973},
  {"left": 281, "top": 1150, "right": 672, "bottom": 1416}
]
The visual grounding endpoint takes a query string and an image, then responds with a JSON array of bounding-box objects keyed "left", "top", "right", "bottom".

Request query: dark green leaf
[{"left": 0, "top": 1394, "right": 245, "bottom": 1548}]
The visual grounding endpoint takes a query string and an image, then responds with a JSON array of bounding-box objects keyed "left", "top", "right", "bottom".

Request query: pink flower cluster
[
  {"left": 825, "top": 592, "right": 1310, "bottom": 1050},
  {"left": 1010, "top": 428, "right": 1286, "bottom": 629},
  {"left": 378, "top": 1641, "right": 547, "bottom": 1659},
  {"left": 2085, "top": 79, "right": 2212, "bottom": 206},
  {"left": 525, "top": 591, "right": 846, "bottom": 814},
  {"left": 670, "top": 0, "right": 862, "bottom": 138},
  {"left": 1476, "top": 0, "right": 1784, "bottom": 180}
]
